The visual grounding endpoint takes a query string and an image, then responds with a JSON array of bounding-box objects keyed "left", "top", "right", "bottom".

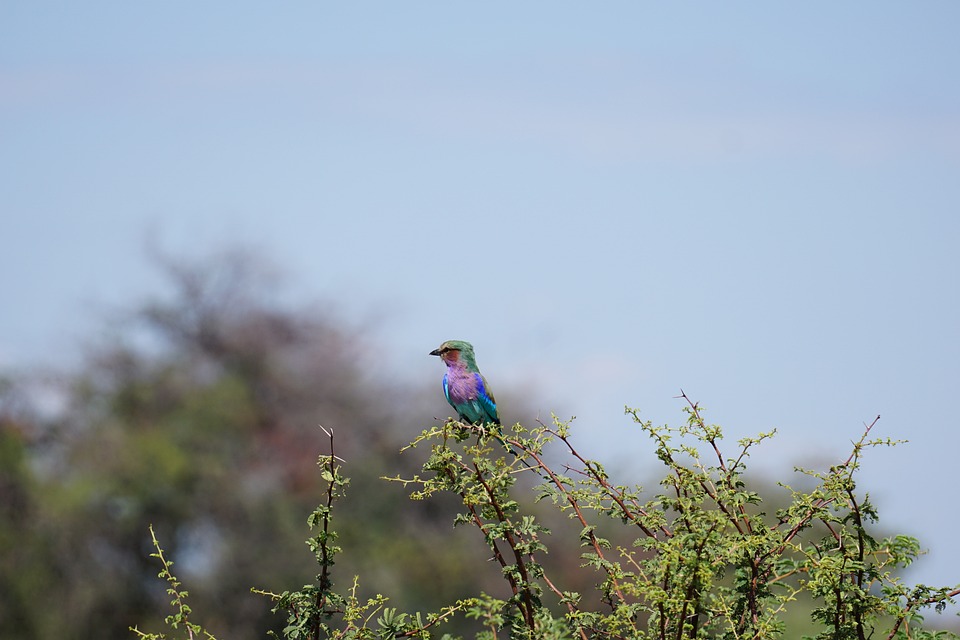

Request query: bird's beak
[{"left": 429, "top": 348, "right": 441, "bottom": 356}]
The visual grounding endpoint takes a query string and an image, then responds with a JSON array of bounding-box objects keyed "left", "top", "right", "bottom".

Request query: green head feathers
[{"left": 429, "top": 339, "right": 479, "bottom": 371}]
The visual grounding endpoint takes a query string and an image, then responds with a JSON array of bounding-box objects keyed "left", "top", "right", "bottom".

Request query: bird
[{"left": 429, "top": 340, "right": 501, "bottom": 427}]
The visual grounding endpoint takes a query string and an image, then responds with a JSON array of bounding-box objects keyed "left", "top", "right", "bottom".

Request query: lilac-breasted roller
[{"left": 429, "top": 340, "right": 501, "bottom": 426}]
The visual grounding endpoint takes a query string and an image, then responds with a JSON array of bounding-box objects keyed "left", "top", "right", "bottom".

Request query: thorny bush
[{"left": 135, "top": 397, "right": 959, "bottom": 639}]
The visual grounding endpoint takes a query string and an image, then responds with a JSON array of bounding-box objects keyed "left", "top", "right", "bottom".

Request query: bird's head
[{"left": 429, "top": 339, "right": 476, "bottom": 366}]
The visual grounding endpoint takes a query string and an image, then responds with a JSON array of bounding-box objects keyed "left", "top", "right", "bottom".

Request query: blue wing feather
[
  {"left": 442, "top": 373, "right": 451, "bottom": 405},
  {"left": 474, "top": 373, "right": 500, "bottom": 425}
]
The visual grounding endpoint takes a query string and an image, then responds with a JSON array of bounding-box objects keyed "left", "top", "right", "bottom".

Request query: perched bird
[{"left": 429, "top": 340, "right": 501, "bottom": 426}]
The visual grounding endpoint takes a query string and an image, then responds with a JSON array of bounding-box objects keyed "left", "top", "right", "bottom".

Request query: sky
[{"left": 2, "top": 1, "right": 959, "bottom": 595}]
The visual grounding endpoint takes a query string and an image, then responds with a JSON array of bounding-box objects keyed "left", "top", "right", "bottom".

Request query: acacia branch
[
  {"left": 470, "top": 461, "right": 538, "bottom": 630},
  {"left": 523, "top": 445, "right": 630, "bottom": 609},
  {"left": 547, "top": 427, "right": 672, "bottom": 540},
  {"left": 885, "top": 588, "right": 960, "bottom": 640}
]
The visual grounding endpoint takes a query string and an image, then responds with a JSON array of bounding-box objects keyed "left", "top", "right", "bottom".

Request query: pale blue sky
[{"left": 2, "top": 2, "right": 959, "bottom": 594}]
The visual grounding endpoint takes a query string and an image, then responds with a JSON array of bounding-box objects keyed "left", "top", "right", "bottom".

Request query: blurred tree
[{"left": 0, "top": 249, "right": 496, "bottom": 640}]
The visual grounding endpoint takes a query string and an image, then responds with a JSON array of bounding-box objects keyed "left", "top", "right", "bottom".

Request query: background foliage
[{"left": 0, "top": 251, "right": 494, "bottom": 639}]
